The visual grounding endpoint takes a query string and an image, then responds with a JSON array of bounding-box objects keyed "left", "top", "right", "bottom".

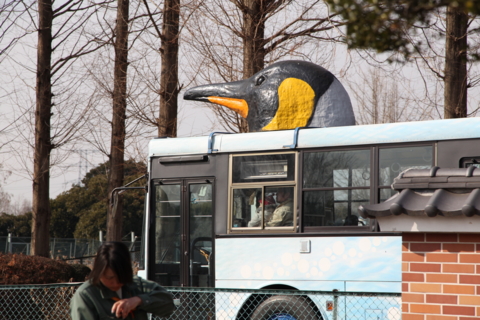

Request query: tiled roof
[{"left": 359, "top": 167, "right": 480, "bottom": 218}]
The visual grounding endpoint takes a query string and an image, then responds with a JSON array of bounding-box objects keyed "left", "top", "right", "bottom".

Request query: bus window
[
  {"left": 303, "top": 149, "right": 370, "bottom": 227},
  {"left": 460, "top": 157, "right": 480, "bottom": 168},
  {"left": 232, "top": 153, "right": 295, "bottom": 183},
  {"left": 230, "top": 152, "right": 297, "bottom": 232},
  {"left": 264, "top": 186, "right": 294, "bottom": 227},
  {"left": 231, "top": 186, "right": 295, "bottom": 229},
  {"left": 231, "top": 188, "right": 262, "bottom": 228},
  {"left": 379, "top": 146, "right": 432, "bottom": 201}
]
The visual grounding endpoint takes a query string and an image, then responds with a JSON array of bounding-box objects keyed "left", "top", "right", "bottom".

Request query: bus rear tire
[{"left": 250, "top": 295, "right": 319, "bottom": 320}]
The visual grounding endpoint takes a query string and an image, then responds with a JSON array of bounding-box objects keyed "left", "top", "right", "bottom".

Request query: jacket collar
[{"left": 98, "top": 283, "right": 133, "bottom": 300}]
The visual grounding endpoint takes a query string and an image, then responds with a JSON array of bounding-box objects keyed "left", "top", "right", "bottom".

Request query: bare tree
[
  {"left": 348, "top": 66, "right": 437, "bottom": 125},
  {"left": 444, "top": 4, "right": 468, "bottom": 118},
  {"left": 30, "top": 0, "right": 111, "bottom": 256},
  {"left": 394, "top": 7, "right": 479, "bottom": 119},
  {"left": 106, "top": 0, "right": 130, "bottom": 241},
  {"left": 139, "top": 0, "right": 181, "bottom": 137}
]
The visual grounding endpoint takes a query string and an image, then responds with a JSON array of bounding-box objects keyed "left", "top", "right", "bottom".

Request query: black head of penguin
[{"left": 184, "top": 60, "right": 351, "bottom": 132}]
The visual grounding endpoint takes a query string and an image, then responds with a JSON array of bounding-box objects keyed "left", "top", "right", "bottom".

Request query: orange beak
[{"left": 207, "top": 96, "right": 248, "bottom": 118}]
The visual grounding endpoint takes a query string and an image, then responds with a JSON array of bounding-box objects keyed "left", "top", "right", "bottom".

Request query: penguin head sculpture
[{"left": 184, "top": 60, "right": 355, "bottom": 132}]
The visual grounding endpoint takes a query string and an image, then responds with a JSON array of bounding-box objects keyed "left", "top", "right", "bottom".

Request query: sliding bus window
[
  {"left": 378, "top": 145, "right": 433, "bottom": 201},
  {"left": 232, "top": 154, "right": 295, "bottom": 183},
  {"left": 303, "top": 149, "right": 370, "bottom": 228},
  {"left": 230, "top": 152, "right": 297, "bottom": 232}
]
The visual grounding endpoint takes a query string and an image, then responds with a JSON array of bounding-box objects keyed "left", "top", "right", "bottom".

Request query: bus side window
[
  {"left": 303, "top": 149, "right": 370, "bottom": 227},
  {"left": 230, "top": 153, "right": 297, "bottom": 232},
  {"left": 232, "top": 188, "right": 262, "bottom": 228},
  {"left": 231, "top": 186, "right": 295, "bottom": 229}
]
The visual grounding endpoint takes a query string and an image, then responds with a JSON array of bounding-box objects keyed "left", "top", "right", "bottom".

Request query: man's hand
[{"left": 111, "top": 297, "right": 142, "bottom": 319}]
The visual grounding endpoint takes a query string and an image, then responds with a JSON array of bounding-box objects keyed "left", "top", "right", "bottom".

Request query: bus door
[{"left": 153, "top": 178, "right": 214, "bottom": 287}]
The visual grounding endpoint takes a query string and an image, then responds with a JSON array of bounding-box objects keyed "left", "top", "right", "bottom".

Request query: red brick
[
  {"left": 426, "top": 316, "right": 457, "bottom": 320},
  {"left": 403, "top": 282, "right": 409, "bottom": 292},
  {"left": 443, "top": 305, "right": 475, "bottom": 316},
  {"left": 459, "top": 254, "right": 480, "bottom": 263},
  {"left": 403, "top": 293, "right": 425, "bottom": 303},
  {"left": 411, "top": 243, "right": 442, "bottom": 252},
  {"left": 403, "top": 303, "right": 409, "bottom": 312},
  {"left": 404, "top": 233, "right": 425, "bottom": 242},
  {"left": 443, "top": 264, "right": 475, "bottom": 274},
  {"left": 426, "top": 294, "right": 457, "bottom": 304},
  {"left": 426, "top": 253, "right": 457, "bottom": 262},
  {"left": 459, "top": 295, "right": 480, "bottom": 305},
  {"left": 426, "top": 233, "right": 458, "bottom": 242},
  {"left": 443, "top": 285, "right": 475, "bottom": 295},
  {"left": 410, "top": 283, "right": 442, "bottom": 293},
  {"left": 403, "top": 262, "right": 409, "bottom": 272},
  {"left": 477, "top": 265, "right": 480, "bottom": 274},
  {"left": 410, "top": 263, "right": 441, "bottom": 272},
  {"left": 410, "top": 304, "right": 441, "bottom": 314},
  {"left": 459, "top": 275, "right": 480, "bottom": 284},
  {"left": 478, "top": 286, "right": 480, "bottom": 295},
  {"left": 403, "top": 243, "right": 409, "bottom": 251},
  {"left": 427, "top": 314, "right": 458, "bottom": 320},
  {"left": 403, "top": 315, "right": 424, "bottom": 320},
  {"left": 444, "top": 243, "right": 475, "bottom": 252},
  {"left": 404, "top": 252, "right": 426, "bottom": 262},
  {"left": 426, "top": 273, "right": 457, "bottom": 283},
  {"left": 459, "top": 233, "right": 480, "bottom": 242},
  {"left": 404, "top": 273, "right": 425, "bottom": 282},
  {"left": 459, "top": 318, "right": 479, "bottom": 320}
]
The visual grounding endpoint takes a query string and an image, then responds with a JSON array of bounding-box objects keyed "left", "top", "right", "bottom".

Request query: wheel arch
[{"left": 235, "top": 285, "right": 324, "bottom": 320}]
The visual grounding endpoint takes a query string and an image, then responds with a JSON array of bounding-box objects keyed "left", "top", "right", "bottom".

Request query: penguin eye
[{"left": 255, "top": 75, "right": 266, "bottom": 86}]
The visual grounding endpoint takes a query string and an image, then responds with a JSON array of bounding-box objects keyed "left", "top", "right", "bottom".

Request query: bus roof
[{"left": 149, "top": 117, "right": 480, "bottom": 157}]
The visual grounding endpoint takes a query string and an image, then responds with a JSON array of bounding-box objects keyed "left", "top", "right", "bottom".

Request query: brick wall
[{"left": 402, "top": 232, "right": 480, "bottom": 320}]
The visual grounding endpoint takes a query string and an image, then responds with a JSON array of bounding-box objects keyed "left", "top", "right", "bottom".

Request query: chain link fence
[
  {"left": 0, "top": 236, "right": 142, "bottom": 263},
  {"left": 0, "top": 283, "right": 401, "bottom": 320}
]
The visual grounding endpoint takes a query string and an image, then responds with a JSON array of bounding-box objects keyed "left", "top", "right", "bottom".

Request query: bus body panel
[
  {"left": 215, "top": 236, "right": 401, "bottom": 292},
  {"left": 144, "top": 118, "right": 480, "bottom": 320}
]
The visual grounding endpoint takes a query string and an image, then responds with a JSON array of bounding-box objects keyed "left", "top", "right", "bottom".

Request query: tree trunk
[
  {"left": 444, "top": 5, "right": 468, "bottom": 118},
  {"left": 31, "top": 0, "right": 53, "bottom": 257},
  {"left": 241, "top": 0, "right": 266, "bottom": 132},
  {"left": 107, "top": 0, "right": 129, "bottom": 241},
  {"left": 158, "top": 0, "right": 180, "bottom": 137}
]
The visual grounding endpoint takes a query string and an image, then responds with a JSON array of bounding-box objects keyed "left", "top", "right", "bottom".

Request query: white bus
[{"left": 137, "top": 117, "right": 480, "bottom": 319}]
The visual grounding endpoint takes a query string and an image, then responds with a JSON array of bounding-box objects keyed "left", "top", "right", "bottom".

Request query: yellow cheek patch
[
  {"left": 208, "top": 96, "right": 248, "bottom": 118},
  {"left": 262, "top": 78, "right": 315, "bottom": 131}
]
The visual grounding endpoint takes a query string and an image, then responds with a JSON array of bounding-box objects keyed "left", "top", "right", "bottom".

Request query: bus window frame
[
  {"left": 300, "top": 143, "right": 435, "bottom": 233},
  {"left": 376, "top": 143, "right": 435, "bottom": 203},
  {"left": 228, "top": 151, "right": 298, "bottom": 234},
  {"left": 300, "top": 147, "right": 372, "bottom": 232}
]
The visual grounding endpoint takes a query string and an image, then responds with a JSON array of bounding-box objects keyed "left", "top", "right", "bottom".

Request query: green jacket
[{"left": 70, "top": 276, "right": 175, "bottom": 320}]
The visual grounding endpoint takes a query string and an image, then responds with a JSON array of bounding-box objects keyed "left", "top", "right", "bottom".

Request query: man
[
  {"left": 248, "top": 194, "right": 276, "bottom": 227},
  {"left": 266, "top": 188, "right": 294, "bottom": 227}
]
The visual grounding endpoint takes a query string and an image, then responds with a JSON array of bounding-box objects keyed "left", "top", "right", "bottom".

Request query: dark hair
[
  {"left": 343, "top": 215, "right": 359, "bottom": 226},
  {"left": 89, "top": 242, "right": 133, "bottom": 286}
]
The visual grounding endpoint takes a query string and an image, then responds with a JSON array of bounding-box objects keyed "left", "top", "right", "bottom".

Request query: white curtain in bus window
[
  {"left": 303, "top": 150, "right": 370, "bottom": 227},
  {"left": 379, "top": 146, "right": 432, "bottom": 201},
  {"left": 232, "top": 154, "right": 295, "bottom": 183},
  {"left": 232, "top": 188, "right": 262, "bottom": 228}
]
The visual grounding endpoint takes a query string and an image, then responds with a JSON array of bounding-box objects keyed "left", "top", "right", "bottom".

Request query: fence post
[
  {"left": 333, "top": 289, "right": 339, "bottom": 320},
  {"left": 7, "top": 233, "right": 11, "bottom": 253}
]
